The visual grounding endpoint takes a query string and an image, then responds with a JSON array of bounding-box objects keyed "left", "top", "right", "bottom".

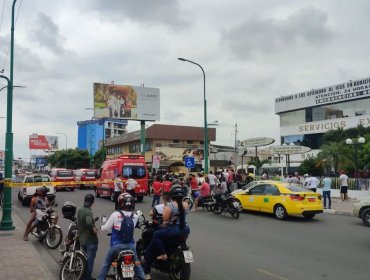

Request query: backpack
[{"left": 117, "top": 211, "right": 135, "bottom": 243}]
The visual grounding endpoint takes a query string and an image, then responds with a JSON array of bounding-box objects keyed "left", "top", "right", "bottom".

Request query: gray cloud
[
  {"left": 85, "top": 0, "right": 188, "bottom": 28},
  {"left": 223, "top": 6, "right": 336, "bottom": 59}
]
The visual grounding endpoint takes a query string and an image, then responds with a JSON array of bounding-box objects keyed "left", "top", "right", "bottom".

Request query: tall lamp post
[
  {"left": 0, "top": 0, "right": 18, "bottom": 231},
  {"left": 346, "top": 137, "right": 366, "bottom": 173},
  {"left": 178, "top": 57, "right": 209, "bottom": 173},
  {"left": 56, "top": 132, "right": 68, "bottom": 169}
]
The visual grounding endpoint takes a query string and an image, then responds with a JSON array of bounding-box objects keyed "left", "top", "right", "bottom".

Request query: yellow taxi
[{"left": 233, "top": 180, "right": 323, "bottom": 220}]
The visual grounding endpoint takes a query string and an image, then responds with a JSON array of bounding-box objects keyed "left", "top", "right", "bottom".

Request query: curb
[
  {"left": 323, "top": 209, "right": 353, "bottom": 216},
  {"left": 11, "top": 208, "right": 60, "bottom": 279}
]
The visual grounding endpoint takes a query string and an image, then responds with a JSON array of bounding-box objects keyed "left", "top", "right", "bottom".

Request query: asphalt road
[{"left": 12, "top": 188, "right": 370, "bottom": 280}]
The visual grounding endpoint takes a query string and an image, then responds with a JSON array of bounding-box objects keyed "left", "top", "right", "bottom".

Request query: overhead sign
[
  {"left": 29, "top": 135, "right": 58, "bottom": 150},
  {"left": 184, "top": 157, "right": 195, "bottom": 168},
  {"left": 240, "top": 137, "right": 275, "bottom": 148},
  {"left": 275, "top": 76, "right": 370, "bottom": 114},
  {"left": 268, "top": 145, "right": 311, "bottom": 155},
  {"left": 93, "top": 83, "right": 160, "bottom": 121}
]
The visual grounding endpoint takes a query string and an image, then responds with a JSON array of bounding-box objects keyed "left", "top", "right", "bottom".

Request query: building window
[
  {"left": 200, "top": 141, "right": 204, "bottom": 144},
  {"left": 173, "top": 140, "right": 180, "bottom": 143},
  {"left": 187, "top": 140, "right": 193, "bottom": 144}
]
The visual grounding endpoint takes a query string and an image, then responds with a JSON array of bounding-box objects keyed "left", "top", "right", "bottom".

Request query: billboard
[
  {"left": 93, "top": 83, "right": 160, "bottom": 121},
  {"left": 275, "top": 76, "right": 370, "bottom": 114},
  {"left": 29, "top": 135, "right": 58, "bottom": 150}
]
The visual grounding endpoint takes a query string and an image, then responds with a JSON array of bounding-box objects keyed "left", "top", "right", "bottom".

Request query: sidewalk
[
  {"left": 0, "top": 208, "right": 57, "bottom": 280},
  {"left": 316, "top": 188, "right": 365, "bottom": 216}
]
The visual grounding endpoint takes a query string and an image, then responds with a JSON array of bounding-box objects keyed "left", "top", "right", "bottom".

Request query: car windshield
[
  {"left": 25, "top": 176, "right": 50, "bottom": 183},
  {"left": 122, "top": 166, "right": 146, "bottom": 179},
  {"left": 243, "top": 181, "right": 258, "bottom": 190},
  {"left": 57, "top": 170, "right": 74, "bottom": 177},
  {"left": 286, "top": 185, "right": 310, "bottom": 192}
]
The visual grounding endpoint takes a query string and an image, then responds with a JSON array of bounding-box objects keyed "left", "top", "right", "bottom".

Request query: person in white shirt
[
  {"left": 339, "top": 170, "right": 349, "bottom": 202},
  {"left": 125, "top": 176, "right": 138, "bottom": 197},
  {"left": 303, "top": 174, "right": 310, "bottom": 187},
  {"left": 113, "top": 174, "right": 124, "bottom": 210},
  {"left": 308, "top": 176, "right": 319, "bottom": 192},
  {"left": 207, "top": 171, "right": 218, "bottom": 193}
]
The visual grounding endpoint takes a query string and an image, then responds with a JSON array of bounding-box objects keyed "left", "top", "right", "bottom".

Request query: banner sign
[
  {"left": 240, "top": 137, "right": 275, "bottom": 148},
  {"left": 152, "top": 154, "right": 160, "bottom": 169},
  {"left": 29, "top": 135, "right": 58, "bottom": 150},
  {"left": 93, "top": 83, "right": 160, "bottom": 121},
  {"left": 275, "top": 77, "right": 370, "bottom": 114},
  {"left": 269, "top": 145, "right": 311, "bottom": 155}
]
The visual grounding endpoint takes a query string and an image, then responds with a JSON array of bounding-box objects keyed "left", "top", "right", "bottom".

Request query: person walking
[
  {"left": 125, "top": 176, "right": 138, "bottom": 197},
  {"left": 77, "top": 194, "right": 98, "bottom": 280},
  {"left": 339, "top": 170, "right": 349, "bottom": 202},
  {"left": 322, "top": 174, "right": 332, "bottom": 209},
  {"left": 307, "top": 175, "right": 319, "bottom": 192},
  {"left": 113, "top": 174, "right": 124, "bottom": 210},
  {"left": 207, "top": 171, "right": 218, "bottom": 193},
  {"left": 151, "top": 176, "right": 163, "bottom": 208}
]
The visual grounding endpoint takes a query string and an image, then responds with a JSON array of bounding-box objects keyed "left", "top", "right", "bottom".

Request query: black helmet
[
  {"left": 62, "top": 201, "right": 76, "bottom": 219},
  {"left": 170, "top": 184, "right": 185, "bottom": 198},
  {"left": 118, "top": 193, "right": 134, "bottom": 210},
  {"left": 36, "top": 186, "right": 49, "bottom": 196}
]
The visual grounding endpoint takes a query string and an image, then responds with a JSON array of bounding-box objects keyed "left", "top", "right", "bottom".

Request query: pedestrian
[
  {"left": 162, "top": 174, "right": 172, "bottom": 194},
  {"left": 77, "top": 194, "right": 98, "bottom": 280},
  {"left": 125, "top": 175, "right": 138, "bottom": 197},
  {"left": 151, "top": 176, "right": 163, "bottom": 208},
  {"left": 339, "top": 170, "right": 349, "bottom": 202},
  {"left": 322, "top": 174, "right": 332, "bottom": 209},
  {"left": 307, "top": 175, "right": 319, "bottom": 192},
  {"left": 113, "top": 174, "right": 124, "bottom": 210},
  {"left": 189, "top": 174, "right": 198, "bottom": 195},
  {"left": 207, "top": 171, "right": 218, "bottom": 193}
]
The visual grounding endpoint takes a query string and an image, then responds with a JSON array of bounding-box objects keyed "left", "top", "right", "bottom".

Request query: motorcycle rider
[
  {"left": 149, "top": 192, "right": 171, "bottom": 228},
  {"left": 143, "top": 185, "right": 190, "bottom": 279},
  {"left": 23, "top": 186, "right": 50, "bottom": 241},
  {"left": 98, "top": 193, "right": 145, "bottom": 280},
  {"left": 192, "top": 176, "right": 210, "bottom": 211}
]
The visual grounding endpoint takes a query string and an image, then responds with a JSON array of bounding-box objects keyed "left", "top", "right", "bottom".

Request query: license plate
[
  {"left": 183, "top": 250, "right": 194, "bottom": 263},
  {"left": 121, "top": 265, "right": 134, "bottom": 278},
  {"left": 233, "top": 201, "right": 240, "bottom": 207}
]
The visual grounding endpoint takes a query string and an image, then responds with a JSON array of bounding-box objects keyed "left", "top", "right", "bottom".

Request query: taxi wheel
[{"left": 274, "top": 204, "right": 288, "bottom": 220}]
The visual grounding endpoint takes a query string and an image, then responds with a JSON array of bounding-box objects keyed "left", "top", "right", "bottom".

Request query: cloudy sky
[{"left": 0, "top": 0, "right": 369, "bottom": 159}]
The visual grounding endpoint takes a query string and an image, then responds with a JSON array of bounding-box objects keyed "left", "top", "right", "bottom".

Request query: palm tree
[{"left": 317, "top": 142, "right": 353, "bottom": 174}]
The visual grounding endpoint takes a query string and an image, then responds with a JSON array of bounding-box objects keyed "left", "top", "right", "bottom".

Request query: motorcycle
[
  {"left": 31, "top": 207, "right": 63, "bottom": 249},
  {"left": 212, "top": 191, "right": 242, "bottom": 219},
  {"left": 183, "top": 187, "right": 215, "bottom": 211},
  {"left": 59, "top": 214, "right": 87, "bottom": 280},
  {"left": 136, "top": 212, "right": 193, "bottom": 280}
]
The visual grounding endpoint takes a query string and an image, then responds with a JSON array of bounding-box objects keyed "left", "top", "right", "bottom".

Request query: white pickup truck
[{"left": 17, "top": 174, "right": 56, "bottom": 206}]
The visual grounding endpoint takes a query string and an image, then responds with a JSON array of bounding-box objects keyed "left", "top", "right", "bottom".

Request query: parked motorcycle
[
  {"left": 212, "top": 192, "right": 242, "bottom": 219},
  {"left": 31, "top": 207, "right": 63, "bottom": 249},
  {"left": 136, "top": 212, "right": 193, "bottom": 280},
  {"left": 59, "top": 202, "right": 87, "bottom": 280}
]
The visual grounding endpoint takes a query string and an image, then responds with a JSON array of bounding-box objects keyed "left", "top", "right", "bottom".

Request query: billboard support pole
[
  {"left": 0, "top": 0, "right": 17, "bottom": 231},
  {"left": 140, "top": 120, "right": 145, "bottom": 156}
]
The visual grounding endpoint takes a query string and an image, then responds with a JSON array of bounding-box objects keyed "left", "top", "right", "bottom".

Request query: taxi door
[
  {"left": 239, "top": 185, "right": 266, "bottom": 211},
  {"left": 260, "top": 184, "right": 281, "bottom": 213}
]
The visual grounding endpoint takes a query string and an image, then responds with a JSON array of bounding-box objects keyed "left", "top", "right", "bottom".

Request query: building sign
[
  {"left": 281, "top": 114, "right": 370, "bottom": 136},
  {"left": 29, "top": 135, "right": 58, "bottom": 150},
  {"left": 269, "top": 145, "right": 311, "bottom": 155},
  {"left": 155, "top": 144, "right": 204, "bottom": 162},
  {"left": 94, "top": 83, "right": 160, "bottom": 121},
  {"left": 240, "top": 137, "right": 275, "bottom": 147},
  {"left": 275, "top": 77, "right": 370, "bottom": 114}
]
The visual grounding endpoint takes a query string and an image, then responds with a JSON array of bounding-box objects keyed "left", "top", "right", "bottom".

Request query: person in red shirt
[
  {"left": 151, "top": 176, "right": 163, "bottom": 208},
  {"left": 162, "top": 175, "right": 172, "bottom": 194},
  {"left": 189, "top": 174, "right": 198, "bottom": 195},
  {"left": 192, "top": 176, "right": 210, "bottom": 211}
]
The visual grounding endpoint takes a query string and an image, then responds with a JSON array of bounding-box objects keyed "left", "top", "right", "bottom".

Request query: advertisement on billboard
[
  {"left": 29, "top": 135, "right": 58, "bottom": 150},
  {"left": 93, "top": 83, "right": 160, "bottom": 121},
  {"left": 275, "top": 77, "right": 370, "bottom": 114},
  {"left": 155, "top": 144, "right": 204, "bottom": 162}
]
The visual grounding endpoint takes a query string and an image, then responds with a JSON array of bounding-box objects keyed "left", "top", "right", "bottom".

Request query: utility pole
[{"left": 234, "top": 123, "right": 238, "bottom": 167}]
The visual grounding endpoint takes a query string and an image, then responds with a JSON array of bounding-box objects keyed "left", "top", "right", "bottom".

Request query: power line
[
  {"left": 0, "top": 0, "right": 6, "bottom": 34},
  {"left": 2, "top": 0, "right": 23, "bottom": 72}
]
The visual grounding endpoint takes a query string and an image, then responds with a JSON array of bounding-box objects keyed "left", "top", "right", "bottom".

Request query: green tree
[
  {"left": 47, "top": 149, "right": 90, "bottom": 169},
  {"left": 316, "top": 142, "right": 353, "bottom": 174},
  {"left": 298, "top": 157, "right": 322, "bottom": 176},
  {"left": 93, "top": 147, "right": 106, "bottom": 169}
]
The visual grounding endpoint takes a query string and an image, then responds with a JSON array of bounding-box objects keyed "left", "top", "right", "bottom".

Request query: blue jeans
[
  {"left": 151, "top": 195, "right": 160, "bottom": 207},
  {"left": 143, "top": 225, "right": 190, "bottom": 274},
  {"left": 81, "top": 243, "right": 98, "bottom": 280},
  {"left": 323, "top": 191, "right": 331, "bottom": 208},
  {"left": 97, "top": 242, "right": 145, "bottom": 280}
]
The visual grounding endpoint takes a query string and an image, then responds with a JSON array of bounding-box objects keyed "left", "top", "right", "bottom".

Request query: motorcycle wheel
[
  {"left": 136, "top": 240, "right": 146, "bottom": 264},
  {"left": 230, "top": 208, "right": 240, "bottom": 219},
  {"left": 45, "top": 226, "right": 63, "bottom": 249},
  {"left": 59, "top": 252, "right": 87, "bottom": 280},
  {"left": 169, "top": 251, "right": 191, "bottom": 280},
  {"left": 212, "top": 204, "right": 222, "bottom": 215}
]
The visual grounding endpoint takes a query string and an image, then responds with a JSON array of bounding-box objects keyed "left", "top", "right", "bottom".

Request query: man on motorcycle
[
  {"left": 143, "top": 185, "right": 190, "bottom": 279},
  {"left": 192, "top": 176, "right": 210, "bottom": 211},
  {"left": 23, "top": 186, "right": 50, "bottom": 241},
  {"left": 149, "top": 192, "right": 171, "bottom": 228},
  {"left": 97, "top": 193, "right": 145, "bottom": 280}
]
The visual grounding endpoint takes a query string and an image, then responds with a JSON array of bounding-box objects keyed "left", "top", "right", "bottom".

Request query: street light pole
[
  {"left": 346, "top": 137, "right": 366, "bottom": 173},
  {"left": 178, "top": 58, "right": 208, "bottom": 173},
  {"left": 0, "top": 0, "right": 17, "bottom": 231},
  {"left": 56, "top": 132, "right": 68, "bottom": 169}
]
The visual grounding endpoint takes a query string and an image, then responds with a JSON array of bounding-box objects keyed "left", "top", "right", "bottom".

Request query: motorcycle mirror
[
  {"left": 136, "top": 210, "right": 143, "bottom": 216},
  {"left": 101, "top": 215, "right": 107, "bottom": 224}
]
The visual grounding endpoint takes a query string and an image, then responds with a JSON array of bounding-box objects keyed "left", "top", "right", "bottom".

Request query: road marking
[{"left": 257, "top": 269, "right": 289, "bottom": 280}]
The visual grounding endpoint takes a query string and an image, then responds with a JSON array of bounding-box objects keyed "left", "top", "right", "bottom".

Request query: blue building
[{"left": 77, "top": 118, "right": 127, "bottom": 156}]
